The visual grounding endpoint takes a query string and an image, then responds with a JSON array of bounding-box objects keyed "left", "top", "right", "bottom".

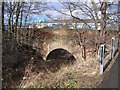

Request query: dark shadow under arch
[{"left": 46, "top": 48, "right": 76, "bottom": 64}]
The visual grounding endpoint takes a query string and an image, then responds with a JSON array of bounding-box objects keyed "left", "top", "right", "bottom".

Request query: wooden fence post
[{"left": 111, "top": 37, "right": 115, "bottom": 59}]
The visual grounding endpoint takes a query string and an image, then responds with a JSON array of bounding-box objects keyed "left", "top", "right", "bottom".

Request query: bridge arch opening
[{"left": 46, "top": 48, "right": 76, "bottom": 64}]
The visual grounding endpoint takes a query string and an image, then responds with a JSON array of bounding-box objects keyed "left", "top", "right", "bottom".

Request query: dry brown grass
[{"left": 18, "top": 53, "right": 101, "bottom": 88}]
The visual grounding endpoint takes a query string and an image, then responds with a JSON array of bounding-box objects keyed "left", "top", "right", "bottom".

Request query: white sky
[{"left": 4, "top": 0, "right": 119, "bottom": 24}]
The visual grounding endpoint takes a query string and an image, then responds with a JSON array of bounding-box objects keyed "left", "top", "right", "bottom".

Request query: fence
[{"left": 98, "top": 33, "right": 120, "bottom": 74}]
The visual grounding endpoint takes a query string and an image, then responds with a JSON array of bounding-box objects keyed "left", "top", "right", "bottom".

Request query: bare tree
[
  {"left": 100, "top": 2, "right": 107, "bottom": 40},
  {"left": 49, "top": 1, "right": 118, "bottom": 60},
  {"left": 49, "top": 1, "right": 103, "bottom": 60}
]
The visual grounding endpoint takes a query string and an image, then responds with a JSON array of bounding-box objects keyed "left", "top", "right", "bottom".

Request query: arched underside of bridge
[
  {"left": 46, "top": 48, "right": 76, "bottom": 63},
  {"left": 42, "top": 41, "right": 80, "bottom": 61}
]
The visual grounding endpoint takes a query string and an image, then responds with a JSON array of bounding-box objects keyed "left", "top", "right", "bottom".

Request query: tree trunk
[
  {"left": 15, "top": 2, "right": 22, "bottom": 43},
  {"left": 100, "top": 2, "right": 107, "bottom": 43},
  {"left": 20, "top": 9, "right": 23, "bottom": 43},
  {"left": 2, "top": 1, "right": 5, "bottom": 31},
  {"left": 8, "top": 2, "right": 13, "bottom": 36}
]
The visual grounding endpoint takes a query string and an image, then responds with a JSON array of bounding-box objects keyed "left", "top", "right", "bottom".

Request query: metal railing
[{"left": 98, "top": 33, "right": 120, "bottom": 74}]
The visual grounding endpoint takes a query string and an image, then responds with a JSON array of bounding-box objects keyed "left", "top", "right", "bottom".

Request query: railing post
[
  {"left": 99, "top": 44, "right": 105, "bottom": 74},
  {"left": 111, "top": 37, "right": 115, "bottom": 59}
]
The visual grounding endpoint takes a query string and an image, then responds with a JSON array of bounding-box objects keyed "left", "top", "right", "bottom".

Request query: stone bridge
[
  {"left": 22, "top": 29, "right": 119, "bottom": 74},
  {"left": 32, "top": 30, "right": 82, "bottom": 61},
  {"left": 42, "top": 38, "right": 80, "bottom": 61},
  {"left": 24, "top": 29, "right": 119, "bottom": 62}
]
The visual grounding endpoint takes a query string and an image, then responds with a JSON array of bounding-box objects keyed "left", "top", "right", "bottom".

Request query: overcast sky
[
  {"left": 42, "top": 1, "right": 118, "bottom": 20},
  {"left": 4, "top": 0, "right": 119, "bottom": 24}
]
